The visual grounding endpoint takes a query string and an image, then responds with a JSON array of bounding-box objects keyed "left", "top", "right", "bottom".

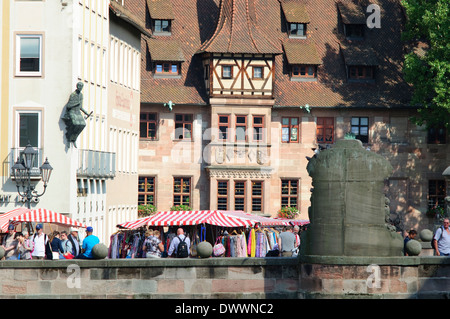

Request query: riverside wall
[{"left": 0, "top": 256, "right": 449, "bottom": 299}]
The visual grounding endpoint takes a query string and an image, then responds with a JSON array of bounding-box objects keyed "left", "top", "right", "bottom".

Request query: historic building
[
  {"left": 126, "top": 0, "right": 448, "bottom": 232},
  {"left": 0, "top": 0, "right": 145, "bottom": 244}
]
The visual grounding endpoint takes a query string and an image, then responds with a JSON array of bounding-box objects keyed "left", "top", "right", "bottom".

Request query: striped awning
[
  {"left": 117, "top": 215, "right": 154, "bottom": 230},
  {"left": 274, "top": 218, "right": 310, "bottom": 226},
  {"left": 9, "top": 208, "right": 86, "bottom": 228},
  {"left": 0, "top": 207, "right": 30, "bottom": 233},
  {"left": 117, "top": 210, "right": 256, "bottom": 229},
  {"left": 205, "top": 211, "right": 255, "bottom": 228},
  {"left": 220, "top": 211, "right": 291, "bottom": 226},
  {"left": 144, "top": 210, "right": 214, "bottom": 227}
]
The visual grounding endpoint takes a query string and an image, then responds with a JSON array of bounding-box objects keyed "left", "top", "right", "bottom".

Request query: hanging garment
[
  {"left": 241, "top": 232, "right": 248, "bottom": 257},
  {"left": 250, "top": 229, "right": 256, "bottom": 257},
  {"left": 247, "top": 230, "right": 252, "bottom": 256},
  {"left": 226, "top": 236, "right": 231, "bottom": 257},
  {"left": 255, "top": 232, "right": 260, "bottom": 257}
]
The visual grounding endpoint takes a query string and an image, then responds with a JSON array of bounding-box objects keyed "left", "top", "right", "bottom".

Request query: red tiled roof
[
  {"left": 198, "top": 0, "right": 282, "bottom": 54},
  {"left": 125, "top": 0, "right": 412, "bottom": 108}
]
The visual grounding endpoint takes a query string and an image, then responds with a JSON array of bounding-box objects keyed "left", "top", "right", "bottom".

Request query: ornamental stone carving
[{"left": 207, "top": 168, "right": 272, "bottom": 179}]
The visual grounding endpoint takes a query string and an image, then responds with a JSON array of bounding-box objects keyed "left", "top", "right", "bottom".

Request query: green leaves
[{"left": 401, "top": 0, "right": 450, "bottom": 128}]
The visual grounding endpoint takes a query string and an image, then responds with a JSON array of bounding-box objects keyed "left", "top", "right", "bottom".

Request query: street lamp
[{"left": 11, "top": 143, "right": 53, "bottom": 208}]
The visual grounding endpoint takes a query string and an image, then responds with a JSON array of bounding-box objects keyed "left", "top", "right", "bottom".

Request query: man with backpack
[
  {"left": 31, "top": 224, "right": 50, "bottom": 260},
  {"left": 168, "top": 228, "right": 190, "bottom": 258},
  {"left": 433, "top": 218, "right": 450, "bottom": 256}
]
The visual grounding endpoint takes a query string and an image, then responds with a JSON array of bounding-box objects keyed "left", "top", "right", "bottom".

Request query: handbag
[{"left": 213, "top": 237, "right": 225, "bottom": 257}]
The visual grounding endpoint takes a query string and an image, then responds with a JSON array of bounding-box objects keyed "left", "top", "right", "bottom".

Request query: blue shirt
[{"left": 82, "top": 235, "right": 100, "bottom": 258}]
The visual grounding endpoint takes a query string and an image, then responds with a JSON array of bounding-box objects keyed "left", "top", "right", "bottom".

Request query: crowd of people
[
  {"left": 4, "top": 218, "right": 448, "bottom": 260},
  {"left": 138, "top": 225, "right": 302, "bottom": 259},
  {"left": 1, "top": 224, "right": 100, "bottom": 260}
]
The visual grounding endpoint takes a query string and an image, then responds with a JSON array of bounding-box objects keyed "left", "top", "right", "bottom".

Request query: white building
[{"left": 0, "top": 0, "right": 144, "bottom": 244}]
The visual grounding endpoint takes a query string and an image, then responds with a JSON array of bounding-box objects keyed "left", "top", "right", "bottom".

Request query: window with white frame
[
  {"left": 16, "top": 34, "right": 43, "bottom": 76},
  {"left": 17, "top": 111, "right": 41, "bottom": 148}
]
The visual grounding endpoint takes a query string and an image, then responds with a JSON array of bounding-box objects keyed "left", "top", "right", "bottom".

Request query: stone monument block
[{"left": 303, "top": 139, "right": 403, "bottom": 257}]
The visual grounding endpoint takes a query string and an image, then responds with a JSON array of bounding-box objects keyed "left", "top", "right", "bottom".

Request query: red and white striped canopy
[
  {"left": 117, "top": 215, "right": 153, "bottom": 230},
  {"left": 220, "top": 211, "right": 291, "bottom": 226},
  {"left": 0, "top": 207, "right": 30, "bottom": 233},
  {"left": 9, "top": 208, "right": 86, "bottom": 229},
  {"left": 117, "top": 210, "right": 256, "bottom": 229},
  {"left": 274, "top": 218, "right": 310, "bottom": 226},
  {"left": 205, "top": 211, "right": 255, "bottom": 228}
]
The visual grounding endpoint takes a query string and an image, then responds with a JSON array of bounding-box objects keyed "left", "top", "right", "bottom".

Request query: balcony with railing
[{"left": 77, "top": 150, "right": 116, "bottom": 179}]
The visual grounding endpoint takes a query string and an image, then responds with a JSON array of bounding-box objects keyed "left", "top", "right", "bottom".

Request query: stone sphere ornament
[
  {"left": 92, "top": 243, "right": 108, "bottom": 259},
  {"left": 0, "top": 246, "right": 5, "bottom": 260},
  {"left": 196, "top": 241, "right": 213, "bottom": 258},
  {"left": 405, "top": 239, "right": 422, "bottom": 256},
  {"left": 419, "top": 229, "right": 433, "bottom": 242}
]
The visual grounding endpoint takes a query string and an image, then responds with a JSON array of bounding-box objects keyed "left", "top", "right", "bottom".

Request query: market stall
[
  {"left": 111, "top": 210, "right": 256, "bottom": 259},
  {"left": 112, "top": 210, "right": 303, "bottom": 259}
]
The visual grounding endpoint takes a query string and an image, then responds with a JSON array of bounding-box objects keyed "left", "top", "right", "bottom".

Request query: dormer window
[
  {"left": 154, "top": 19, "right": 171, "bottom": 34},
  {"left": 148, "top": 39, "right": 185, "bottom": 78},
  {"left": 340, "top": 44, "right": 378, "bottom": 82},
  {"left": 289, "top": 23, "right": 307, "bottom": 38},
  {"left": 338, "top": 2, "right": 366, "bottom": 39},
  {"left": 282, "top": 41, "right": 321, "bottom": 82},
  {"left": 292, "top": 65, "right": 317, "bottom": 78},
  {"left": 147, "top": 0, "right": 175, "bottom": 35},
  {"left": 344, "top": 24, "right": 364, "bottom": 39},
  {"left": 155, "top": 62, "right": 180, "bottom": 75},
  {"left": 280, "top": 1, "right": 310, "bottom": 38},
  {"left": 348, "top": 66, "right": 374, "bottom": 80}
]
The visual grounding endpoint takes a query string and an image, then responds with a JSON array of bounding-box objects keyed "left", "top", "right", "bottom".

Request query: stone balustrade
[{"left": 0, "top": 256, "right": 448, "bottom": 299}]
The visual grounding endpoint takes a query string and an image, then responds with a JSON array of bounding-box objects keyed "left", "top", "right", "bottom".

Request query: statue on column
[{"left": 62, "top": 82, "right": 92, "bottom": 148}]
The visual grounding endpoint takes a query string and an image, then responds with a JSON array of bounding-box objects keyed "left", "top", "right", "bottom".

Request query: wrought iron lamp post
[{"left": 11, "top": 143, "right": 53, "bottom": 209}]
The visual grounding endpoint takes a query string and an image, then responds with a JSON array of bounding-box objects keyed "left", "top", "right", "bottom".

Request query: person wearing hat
[
  {"left": 31, "top": 224, "right": 49, "bottom": 260},
  {"left": 68, "top": 228, "right": 81, "bottom": 257},
  {"left": 76, "top": 226, "right": 99, "bottom": 259}
]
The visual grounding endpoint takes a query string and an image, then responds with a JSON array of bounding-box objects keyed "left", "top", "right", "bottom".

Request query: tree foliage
[{"left": 401, "top": 0, "right": 450, "bottom": 128}]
